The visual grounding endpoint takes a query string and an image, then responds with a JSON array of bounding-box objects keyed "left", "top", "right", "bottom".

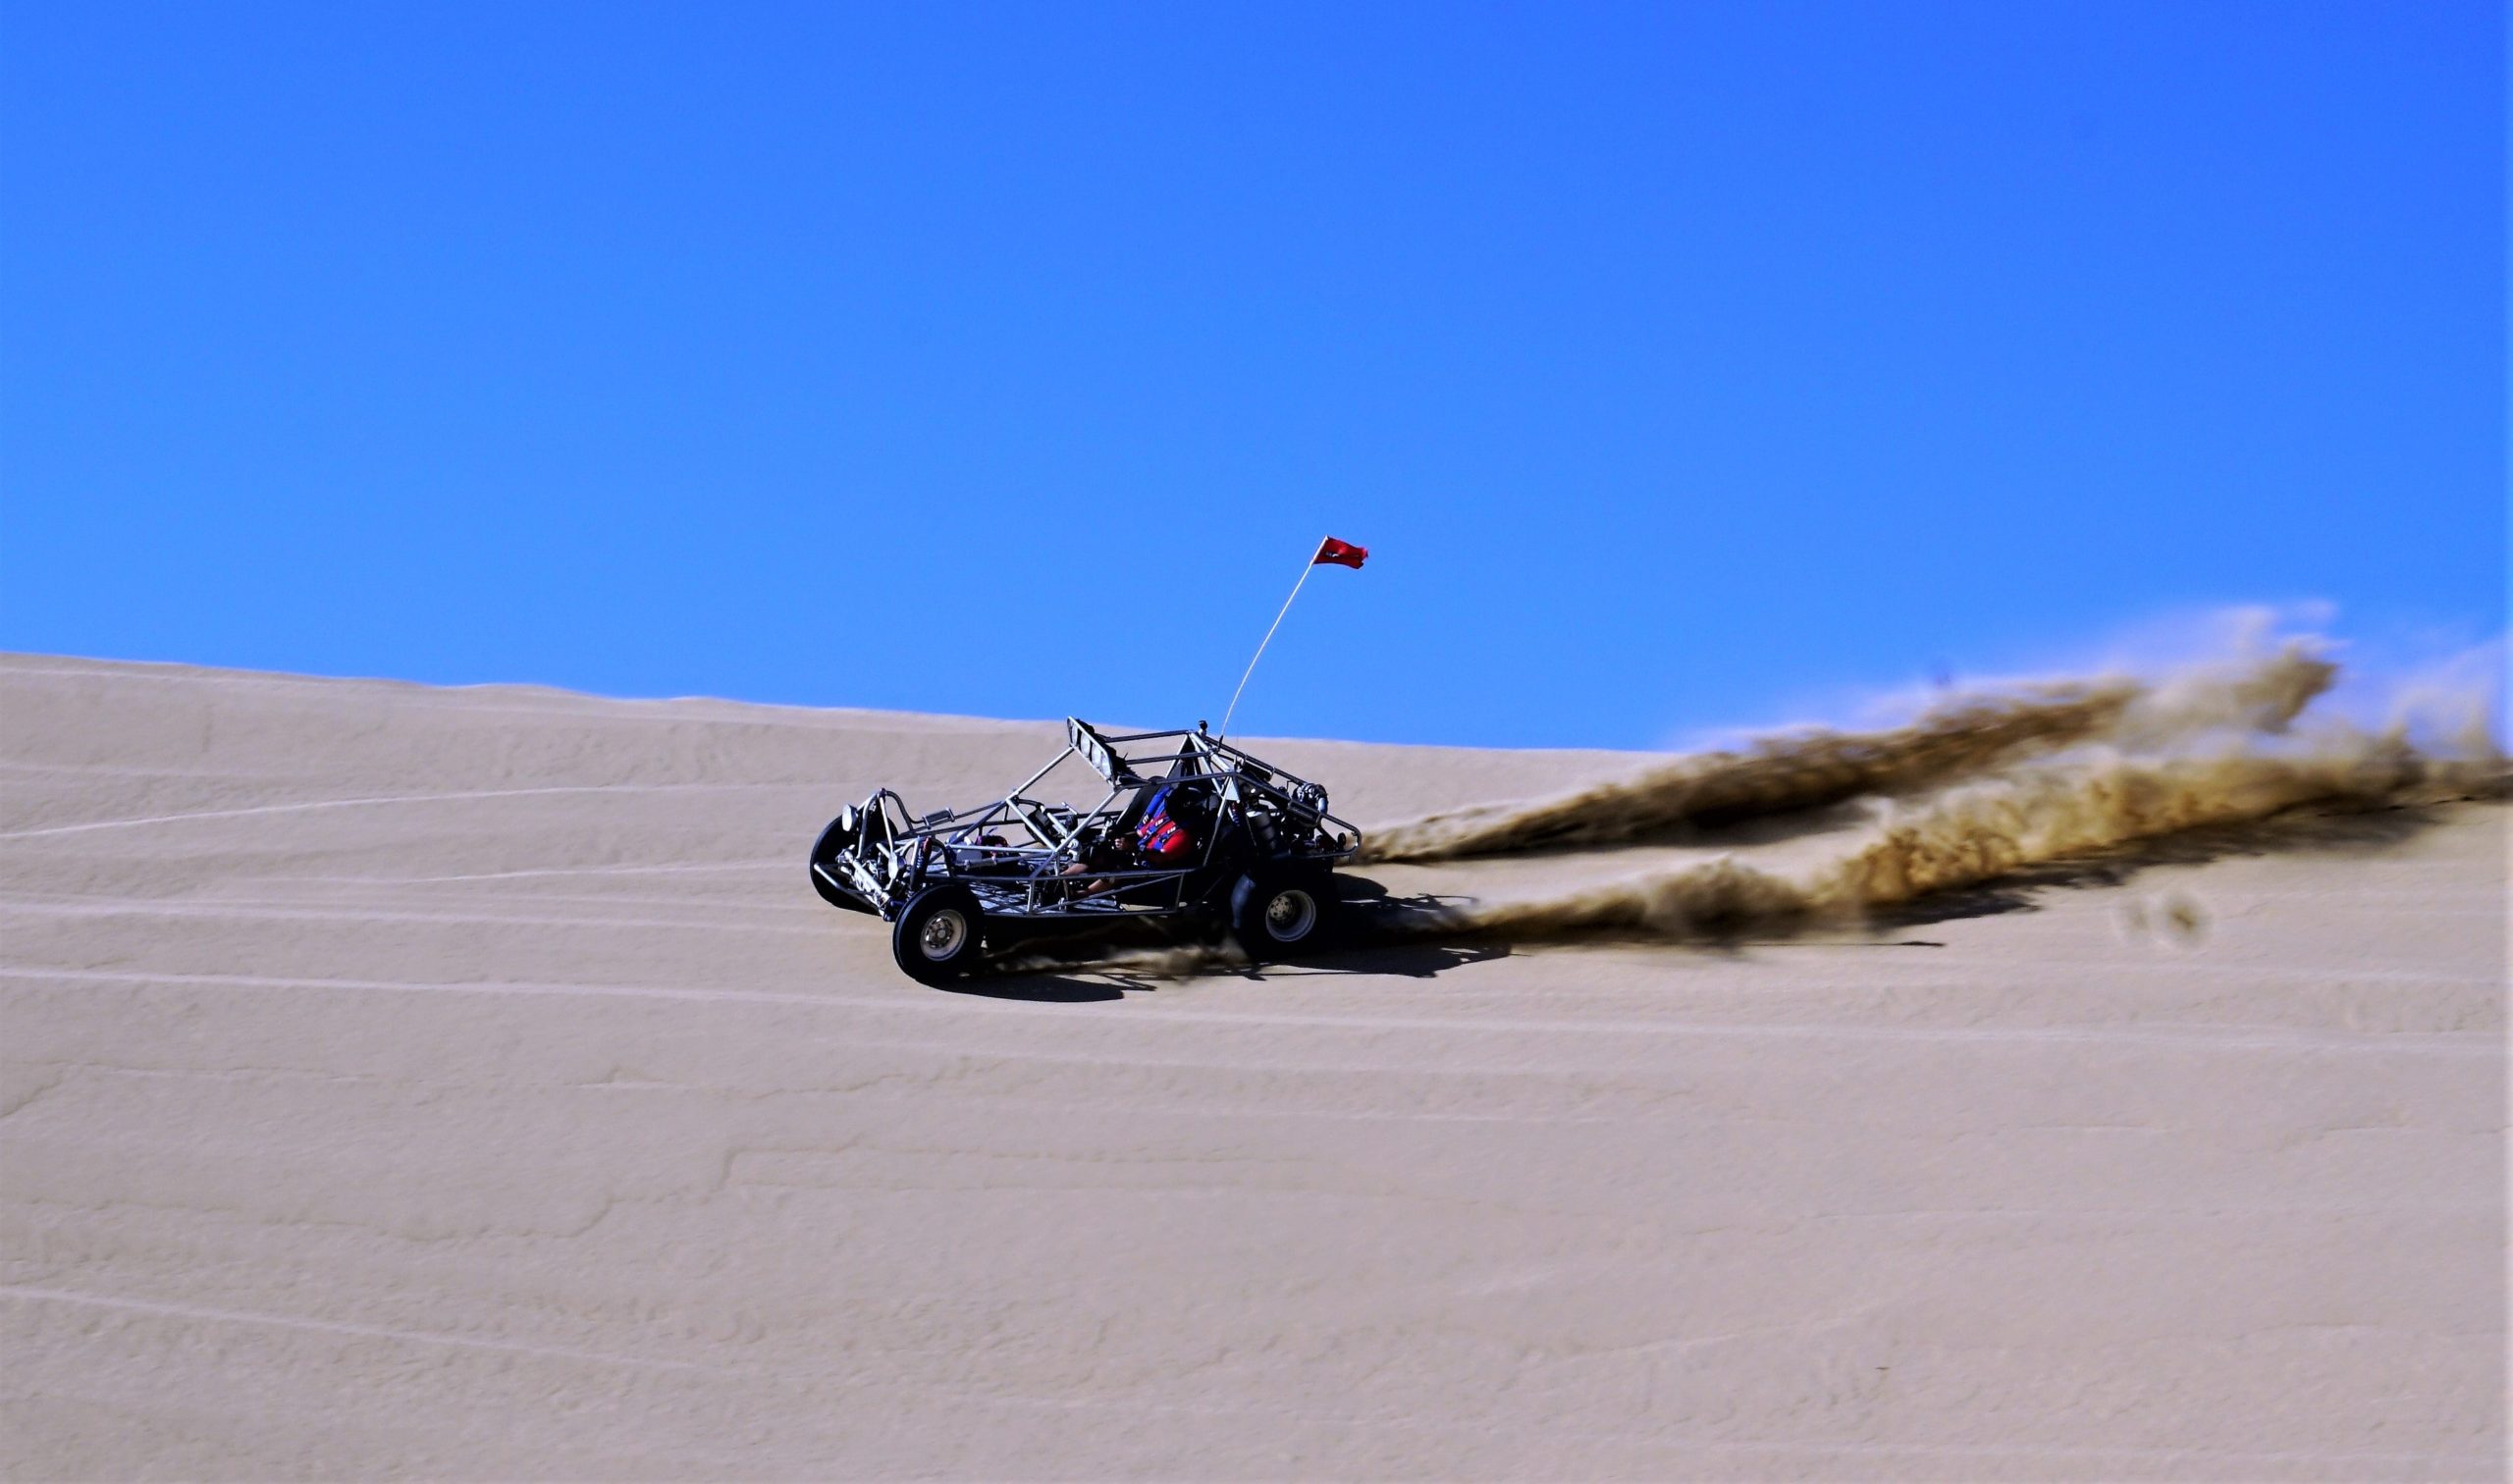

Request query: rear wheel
[
  {"left": 1231, "top": 868, "right": 1337, "bottom": 962},
  {"left": 893, "top": 883, "right": 987, "bottom": 984}
]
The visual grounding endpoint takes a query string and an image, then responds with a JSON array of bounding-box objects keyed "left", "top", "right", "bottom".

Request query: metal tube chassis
[{"left": 810, "top": 719, "right": 1362, "bottom": 927}]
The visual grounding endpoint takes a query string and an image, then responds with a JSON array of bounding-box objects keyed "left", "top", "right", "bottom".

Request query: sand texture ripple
[{"left": 1, "top": 653, "right": 2502, "bottom": 1480}]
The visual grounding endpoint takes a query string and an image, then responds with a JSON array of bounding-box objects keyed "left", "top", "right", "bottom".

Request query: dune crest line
[{"left": 1361, "top": 645, "right": 2336, "bottom": 864}]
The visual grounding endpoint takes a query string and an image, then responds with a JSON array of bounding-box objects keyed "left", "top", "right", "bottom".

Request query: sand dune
[{"left": 1, "top": 652, "right": 2503, "bottom": 1480}]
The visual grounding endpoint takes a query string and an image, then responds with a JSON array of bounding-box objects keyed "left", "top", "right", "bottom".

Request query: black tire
[
  {"left": 811, "top": 862, "right": 879, "bottom": 914},
  {"left": 809, "top": 810, "right": 878, "bottom": 914},
  {"left": 892, "top": 883, "right": 988, "bottom": 984},
  {"left": 1230, "top": 868, "right": 1337, "bottom": 962}
]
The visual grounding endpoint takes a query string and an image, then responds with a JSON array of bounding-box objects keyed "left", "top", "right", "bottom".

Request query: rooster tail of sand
[
  {"left": 1428, "top": 734, "right": 2504, "bottom": 945},
  {"left": 1361, "top": 643, "right": 2339, "bottom": 865}
]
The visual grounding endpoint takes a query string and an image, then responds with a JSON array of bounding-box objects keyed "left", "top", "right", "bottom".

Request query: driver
[
  {"left": 1134, "top": 784, "right": 1199, "bottom": 862},
  {"left": 1059, "top": 782, "right": 1206, "bottom": 900}
]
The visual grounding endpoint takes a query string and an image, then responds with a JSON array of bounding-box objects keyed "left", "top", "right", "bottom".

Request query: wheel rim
[
  {"left": 1263, "top": 888, "right": 1317, "bottom": 942},
  {"left": 919, "top": 908, "right": 969, "bottom": 960}
]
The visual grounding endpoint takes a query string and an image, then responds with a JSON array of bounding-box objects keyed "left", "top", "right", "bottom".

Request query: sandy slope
[{"left": 1, "top": 654, "right": 2502, "bottom": 1481}]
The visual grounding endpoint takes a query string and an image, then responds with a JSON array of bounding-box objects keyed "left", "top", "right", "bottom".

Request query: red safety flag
[{"left": 1313, "top": 536, "right": 1368, "bottom": 569}]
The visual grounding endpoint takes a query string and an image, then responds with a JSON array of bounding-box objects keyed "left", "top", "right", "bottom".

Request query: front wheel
[
  {"left": 809, "top": 808, "right": 878, "bottom": 914},
  {"left": 1231, "top": 869, "right": 1337, "bottom": 962},
  {"left": 893, "top": 883, "right": 988, "bottom": 984}
]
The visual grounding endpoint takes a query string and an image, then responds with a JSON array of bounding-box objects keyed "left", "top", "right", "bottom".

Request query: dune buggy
[{"left": 809, "top": 718, "right": 1363, "bottom": 983}]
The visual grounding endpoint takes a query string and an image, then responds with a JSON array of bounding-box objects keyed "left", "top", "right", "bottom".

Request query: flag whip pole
[{"left": 1216, "top": 540, "right": 1324, "bottom": 741}]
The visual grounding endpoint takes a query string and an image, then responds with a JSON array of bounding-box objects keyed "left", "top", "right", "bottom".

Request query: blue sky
[{"left": 2, "top": 1, "right": 2500, "bottom": 748}]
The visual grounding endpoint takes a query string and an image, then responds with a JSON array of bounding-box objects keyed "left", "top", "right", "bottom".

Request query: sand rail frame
[{"left": 809, "top": 720, "right": 1362, "bottom": 977}]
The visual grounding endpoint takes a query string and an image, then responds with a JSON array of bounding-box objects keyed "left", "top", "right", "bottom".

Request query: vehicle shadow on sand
[
  {"left": 952, "top": 942, "right": 1517, "bottom": 1003},
  {"left": 943, "top": 874, "right": 1509, "bottom": 1002}
]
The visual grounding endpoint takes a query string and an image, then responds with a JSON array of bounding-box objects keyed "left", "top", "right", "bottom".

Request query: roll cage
[{"left": 811, "top": 720, "right": 1362, "bottom": 925}]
